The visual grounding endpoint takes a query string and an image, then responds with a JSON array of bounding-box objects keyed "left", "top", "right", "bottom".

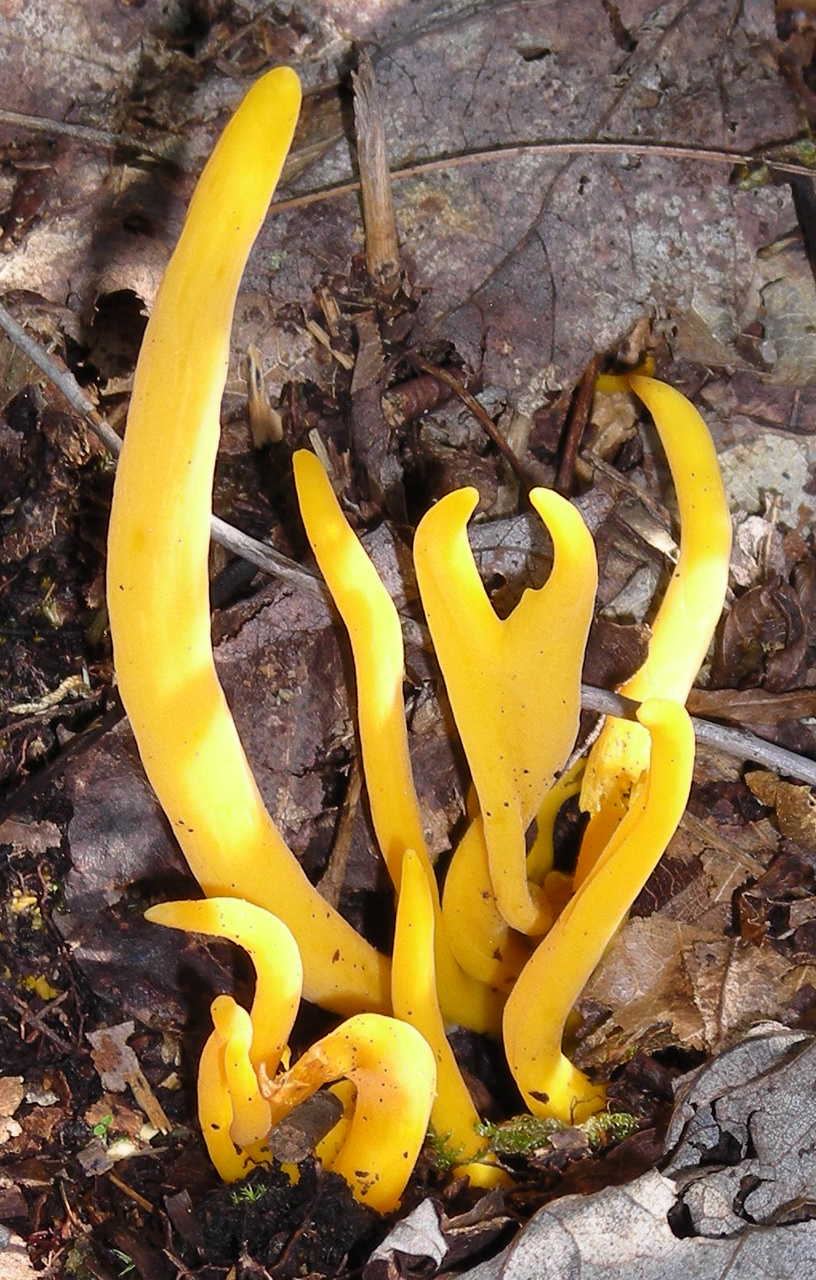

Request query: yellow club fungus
[
  {"left": 111, "top": 59, "right": 735, "bottom": 1212},
  {"left": 575, "top": 376, "right": 731, "bottom": 886},
  {"left": 416, "top": 487, "right": 597, "bottom": 936},
  {"left": 392, "top": 849, "right": 509, "bottom": 1187},
  {"left": 145, "top": 898, "right": 302, "bottom": 1071},
  {"left": 441, "top": 817, "right": 532, "bottom": 990},
  {"left": 292, "top": 448, "right": 502, "bottom": 1035},
  {"left": 107, "top": 67, "right": 389, "bottom": 1016},
  {"left": 197, "top": 994, "right": 273, "bottom": 1182},
  {"left": 504, "top": 699, "right": 695, "bottom": 1123},
  {"left": 210, "top": 995, "right": 272, "bottom": 1153},
  {"left": 263, "top": 1013, "right": 436, "bottom": 1214}
]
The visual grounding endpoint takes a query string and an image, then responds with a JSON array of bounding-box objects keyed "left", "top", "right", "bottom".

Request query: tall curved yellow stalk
[
  {"left": 576, "top": 376, "right": 731, "bottom": 885},
  {"left": 293, "top": 450, "right": 503, "bottom": 1033},
  {"left": 504, "top": 699, "right": 695, "bottom": 1123},
  {"left": 107, "top": 68, "right": 389, "bottom": 1016}
]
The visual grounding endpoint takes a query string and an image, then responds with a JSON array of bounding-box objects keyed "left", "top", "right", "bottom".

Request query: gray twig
[
  {"left": 580, "top": 685, "right": 816, "bottom": 787},
  {"left": 268, "top": 139, "right": 816, "bottom": 215},
  {"left": 0, "top": 301, "right": 323, "bottom": 597}
]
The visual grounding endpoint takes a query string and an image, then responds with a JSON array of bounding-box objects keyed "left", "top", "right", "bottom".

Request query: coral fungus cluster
[{"left": 106, "top": 67, "right": 731, "bottom": 1212}]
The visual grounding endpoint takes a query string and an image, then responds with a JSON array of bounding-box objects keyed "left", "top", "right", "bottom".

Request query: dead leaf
[
  {"left": 576, "top": 918, "right": 708, "bottom": 1067},
  {"left": 687, "top": 687, "right": 816, "bottom": 726},
  {"left": 715, "top": 578, "right": 807, "bottom": 692},
  {"left": 365, "top": 1200, "right": 447, "bottom": 1278},
  {"left": 461, "top": 1167, "right": 816, "bottom": 1278},
  {"left": 682, "top": 939, "right": 816, "bottom": 1053},
  {"left": 0, "top": 820, "right": 61, "bottom": 854},
  {"left": 665, "top": 1025, "right": 816, "bottom": 1230},
  {"left": 0, "top": 1077, "right": 23, "bottom": 1118},
  {"left": 87, "top": 1021, "right": 139, "bottom": 1091},
  {"left": 745, "top": 770, "right": 816, "bottom": 845}
]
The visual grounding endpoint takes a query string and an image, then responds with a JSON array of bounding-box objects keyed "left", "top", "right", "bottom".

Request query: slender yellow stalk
[
  {"left": 107, "top": 68, "right": 389, "bottom": 1015},
  {"left": 576, "top": 377, "right": 731, "bottom": 887},
  {"left": 293, "top": 449, "right": 503, "bottom": 1033},
  {"left": 504, "top": 700, "right": 694, "bottom": 1122},
  {"left": 392, "top": 850, "right": 509, "bottom": 1187}
]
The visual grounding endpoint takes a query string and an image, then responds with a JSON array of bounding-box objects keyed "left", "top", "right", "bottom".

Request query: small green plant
[
  {"left": 478, "top": 1114, "right": 562, "bottom": 1156},
  {"left": 92, "top": 1113, "right": 114, "bottom": 1141},
  {"left": 110, "top": 1250, "right": 135, "bottom": 1277},
  {"left": 427, "top": 1126, "right": 466, "bottom": 1171},
  {"left": 479, "top": 1108, "right": 638, "bottom": 1157},
  {"left": 581, "top": 1109, "right": 639, "bottom": 1149},
  {"left": 229, "top": 1180, "right": 268, "bottom": 1205}
]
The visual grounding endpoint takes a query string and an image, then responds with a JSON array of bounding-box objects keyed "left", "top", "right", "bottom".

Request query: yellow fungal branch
[
  {"left": 107, "top": 68, "right": 389, "bottom": 1016},
  {"left": 576, "top": 376, "right": 731, "bottom": 886},
  {"left": 197, "top": 1010, "right": 252, "bottom": 1183},
  {"left": 416, "top": 487, "right": 597, "bottom": 936},
  {"left": 263, "top": 1013, "right": 436, "bottom": 1214},
  {"left": 503, "top": 699, "right": 695, "bottom": 1123},
  {"left": 441, "top": 817, "right": 531, "bottom": 990},
  {"left": 392, "top": 849, "right": 509, "bottom": 1188},
  {"left": 210, "top": 995, "right": 272, "bottom": 1152},
  {"left": 293, "top": 448, "right": 502, "bottom": 1035},
  {"left": 145, "top": 898, "right": 302, "bottom": 1072},
  {"left": 293, "top": 449, "right": 427, "bottom": 881}
]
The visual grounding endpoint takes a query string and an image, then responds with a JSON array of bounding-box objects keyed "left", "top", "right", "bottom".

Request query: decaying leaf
[
  {"left": 466, "top": 1026, "right": 816, "bottom": 1278},
  {"left": 745, "top": 770, "right": 816, "bottom": 846},
  {"left": 576, "top": 917, "right": 816, "bottom": 1072},
  {"left": 665, "top": 1025, "right": 816, "bottom": 1231}
]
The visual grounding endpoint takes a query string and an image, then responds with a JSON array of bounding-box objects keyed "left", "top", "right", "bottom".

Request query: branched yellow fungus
[
  {"left": 293, "top": 449, "right": 502, "bottom": 1034},
  {"left": 263, "top": 1013, "right": 436, "bottom": 1213},
  {"left": 210, "top": 995, "right": 272, "bottom": 1152},
  {"left": 416, "top": 487, "right": 597, "bottom": 935},
  {"left": 441, "top": 817, "right": 531, "bottom": 990},
  {"left": 107, "top": 68, "right": 389, "bottom": 1016},
  {"left": 576, "top": 376, "right": 731, "bottom": 886},
  {"left": 145, "top": 898, "right": 302, "bottom": 1071},
  {"left": 198, "top": 995, "right": 269, "bottom": 1182},
  {"left": 392, "top": 849, "right": 509, "bottom": 1187},
  {"left": 503, "top": 699, "right": 695, "bottom": 1123},
  {"left": 109, "top": 61, "right": 733, "bottom": 1213}
]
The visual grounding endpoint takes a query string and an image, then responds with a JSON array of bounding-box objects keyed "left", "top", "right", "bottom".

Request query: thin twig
[
  {"left": 0, "top": 107, "right": 167, "bottom": 161},
  {"left": 352, "top": 49, "right": 400, "bottom": 284},
  {"left": 0, "top": 301, "right": 324, "bottom": 597},
  {"left": 580, "top": 684, "right": 816, "bottom": 786},
  {"left": 0, "top": 985, "right": 75, "bottom": 1055},
  {"left": 269, "top": 138, "right": 816, "bottom": 215},
  {"left": 4, "top": 108, "right": 814, "bottom": 204},
  {"left": 412, "top": 357, "right": 549, "bottom": 490},
  {"left": 2, "top": 303, "right": 816, "bottom": 789},
  {"left": 555, "top": 353, "right": 603, "bottom": 495}
]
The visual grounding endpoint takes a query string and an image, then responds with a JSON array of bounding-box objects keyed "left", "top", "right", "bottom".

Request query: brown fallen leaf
[
  {"left": 0, "top": 1077, "right": 24, "bottom": 1119},
  {"left": 682, "top": 938, "right": 816, "bottom": 1053},
  {"left": 745, "top": 769, "right": 816, "bottom": 845},
  {"left": 576, "top": 918, "right": 709, "bottom": 1068},
  {"left": 714, "top": 577, "right": 808, "bottom": 692},
  {"left": 576, "top": 915, "right": 816, "bottom": 1074},
  {"left": 687, "top": 686, "right": 816, "bottom": 726}
]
